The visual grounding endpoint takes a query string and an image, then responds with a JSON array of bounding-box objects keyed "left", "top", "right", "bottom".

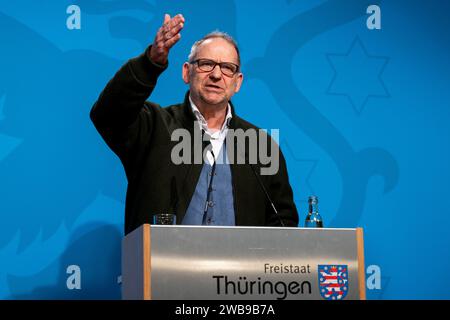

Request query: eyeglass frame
[{"left": 189, "top": 58, "right": 241, "bottom": 77}]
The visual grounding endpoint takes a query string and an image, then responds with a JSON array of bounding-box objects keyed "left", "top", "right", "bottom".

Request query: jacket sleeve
[{"left": 90, "top": 47, "right": 167, "bottom": 162}]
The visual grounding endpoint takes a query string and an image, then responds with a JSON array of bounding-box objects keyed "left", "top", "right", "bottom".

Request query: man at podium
[{"left": 90, "top": 13, "right": 299, "bottom": 234}]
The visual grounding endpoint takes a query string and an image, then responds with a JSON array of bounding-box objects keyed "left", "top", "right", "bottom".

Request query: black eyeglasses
[{"left": 190, "top": 59, "right": 240, "bottom": 77}]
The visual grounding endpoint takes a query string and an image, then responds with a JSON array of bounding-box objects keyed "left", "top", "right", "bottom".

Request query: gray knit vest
[{"left": 182, "top": 144, "right": 235, "bottom": 225}]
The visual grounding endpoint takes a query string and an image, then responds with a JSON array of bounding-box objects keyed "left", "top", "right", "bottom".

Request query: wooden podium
[{"left": 122, "top": 225, "right": 365, "bottom": 300}]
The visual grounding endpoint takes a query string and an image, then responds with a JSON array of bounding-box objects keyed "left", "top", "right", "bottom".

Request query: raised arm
[{"left": 90, "top": 14, "right": 184, "bottom": 158}]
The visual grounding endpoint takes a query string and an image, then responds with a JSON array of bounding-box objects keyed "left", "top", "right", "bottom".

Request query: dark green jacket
[{"left": 90, "top": 51, "right": 299, "bottom": 235}]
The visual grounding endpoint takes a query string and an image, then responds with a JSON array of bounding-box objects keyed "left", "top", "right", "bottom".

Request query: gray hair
[{"left": 188, "top": 31, "right": 241, "bottom": 65}]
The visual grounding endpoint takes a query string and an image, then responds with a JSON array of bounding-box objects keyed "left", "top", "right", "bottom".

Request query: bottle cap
[{"left": 308, "top": 195, "right": 318, "bottom": 204}]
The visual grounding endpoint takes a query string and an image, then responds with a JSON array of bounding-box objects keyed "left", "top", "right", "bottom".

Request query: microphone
[
  {"left": 245, "top": 153, "right": 285, "bottom": 227},
  {"left": 201, "top": 130, "right": 215, "bottom": 224},
  {"left": 202, "top": 149, "right": 216, "bottom": 225}
]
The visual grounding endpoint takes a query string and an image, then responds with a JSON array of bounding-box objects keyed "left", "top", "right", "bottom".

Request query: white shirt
[{"left": 189, "top": 96, "right": 232, "bottom": 165}]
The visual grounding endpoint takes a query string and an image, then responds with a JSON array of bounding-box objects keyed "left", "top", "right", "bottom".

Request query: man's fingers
[
  {"left": 166, "top": 14, "right": 184, "bottom": 29},
  {"left": 164, "top": 21, "right": 184, "bottom": 40},
  {"left": 164, "top": 33, "right": 181, "bottom": 50},
  {"left": 156, "top": 26, "right": 164, "bottom": 38},
  {"left": 155, "top": 26, "right": 180, "bottom": 49},
  {"left": 171, "top": 18, "right": 184, "bottom": 32},
  {"left": 163, "top": 13, "right": 170, "bottom": 25},
  {"left": 151, "top": 13, "right": 184, "bottom": 62},
  {"left": 157, "top": 13, "right": 184, "bottom": 42},
  {"left": 162, "top": 14, "right": 183, "bottom": 31}
]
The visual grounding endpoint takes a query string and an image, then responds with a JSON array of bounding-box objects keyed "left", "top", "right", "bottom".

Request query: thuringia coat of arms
[{"left": 318, "top": 265, "right": 349, "bottom": 300}]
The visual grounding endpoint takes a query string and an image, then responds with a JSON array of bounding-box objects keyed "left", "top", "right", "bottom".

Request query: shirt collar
[{"left": 189, "top": 95, "right": 232, "bottom": 134}]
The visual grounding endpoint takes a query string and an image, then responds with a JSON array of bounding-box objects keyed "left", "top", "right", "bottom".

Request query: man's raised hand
[{"left": 148, "top": 14, "right": 185, "bottom": 65}]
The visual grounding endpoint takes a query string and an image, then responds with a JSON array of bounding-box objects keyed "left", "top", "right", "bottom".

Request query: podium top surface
[{"left": 141, "top": 224, "right": 359, "bottom": 231}]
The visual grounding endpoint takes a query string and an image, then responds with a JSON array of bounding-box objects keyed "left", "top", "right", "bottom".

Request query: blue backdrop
[{"left": 1, "top": 0, "right": 449, "bottom": 299}]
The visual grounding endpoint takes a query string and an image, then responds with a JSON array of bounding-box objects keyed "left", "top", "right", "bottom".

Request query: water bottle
[{"left": 304, "top": 195, "right": 323, "bottom": 228}]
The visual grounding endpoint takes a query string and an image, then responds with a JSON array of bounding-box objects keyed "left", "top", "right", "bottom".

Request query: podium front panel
[{"left": 149, "top": 226, "right": 362, "bottom": 300}]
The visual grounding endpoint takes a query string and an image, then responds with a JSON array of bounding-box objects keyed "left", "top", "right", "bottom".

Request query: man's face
[{"left": 182, "top": 38, "right": 243, "bottom": 107}]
